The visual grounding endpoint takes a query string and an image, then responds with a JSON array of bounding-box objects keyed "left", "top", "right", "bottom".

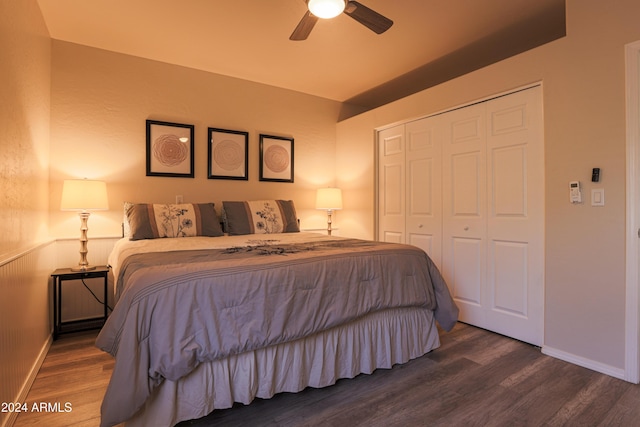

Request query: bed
[{"left": 96, "top": 201, "right": 459, "bottom": 427}]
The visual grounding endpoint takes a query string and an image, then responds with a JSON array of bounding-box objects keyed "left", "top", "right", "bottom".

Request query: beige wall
[
  {"left": 48, "top": 41, "right": 344, "bottom": 240},
  {"left": 336, "top": 0, "right": 640, "bottom": 371},
  {"left": 0, "top": 1, "right": 53, "bottom": 424},
  {"left": 0, "top": 0, "right": 51, "bottom": 259}
]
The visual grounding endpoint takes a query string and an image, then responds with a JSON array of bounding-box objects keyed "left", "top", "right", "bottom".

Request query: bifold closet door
[
  {"left": 377, "top": 87, "right": 543, "bottom": 346},
  {"left": 441, "top": 103, "right": 488, "bottom": 330},
  {"left": 442, "top": 87, "right": 543, "bottom": 346},
  {"left": 484, "top": 88, "right": 543, "bottom": 346},
  {"left": 377, "top": 118, "right": 443, "bottom": 268}
]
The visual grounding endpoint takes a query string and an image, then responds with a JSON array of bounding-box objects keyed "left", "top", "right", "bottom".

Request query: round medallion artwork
[
  {"left": 213, "top": 139, "right": 243, "bottom": 171},
  {"left": 153, "top": 134, "right": 188, "bottom": 167},
  {"left": 264, "top": 145, "right": 289, "bottom": 173}
]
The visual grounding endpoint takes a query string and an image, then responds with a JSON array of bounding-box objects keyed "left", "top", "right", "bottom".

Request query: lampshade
[
  {"left": 61, "top": 179, "right": 109, "bottom": 211},
  {"left": 308, "top": 0, "right": 345, "bottom": 19},
  {"left": 316, "top": 188, "right": 343, "bottom": 210}
]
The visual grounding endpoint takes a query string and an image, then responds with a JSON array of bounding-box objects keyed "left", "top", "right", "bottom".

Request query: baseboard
[
  {"left": 3, "top": 335, "right": 52, "bottom": 427},
  {"left": 542, "top": 345, "right": 626, "bottom": 381}
]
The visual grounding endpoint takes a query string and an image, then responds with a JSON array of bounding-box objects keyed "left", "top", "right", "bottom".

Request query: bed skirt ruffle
[{"left": 123, "top": 307, "right": 439, "bottom": 426}]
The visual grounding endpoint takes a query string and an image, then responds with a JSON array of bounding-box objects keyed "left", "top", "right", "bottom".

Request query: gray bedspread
[{"left": 96, "top": 238, "right": 458, "bottom": 427}]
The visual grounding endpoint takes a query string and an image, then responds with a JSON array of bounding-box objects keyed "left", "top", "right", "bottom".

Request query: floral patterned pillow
[
  {"left": 122, "top": 201, "right": 134, "bottom": 237},
  {"left": 127, "top": 203, "right": 224, "bottom": 240},
  {"left": 222, "top": 200, "right": 299, "bottom": 235}
]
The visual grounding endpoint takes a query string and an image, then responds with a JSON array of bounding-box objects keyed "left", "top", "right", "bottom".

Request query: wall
[
  {"left": 48, "top": 41, "right": 344, "bottom": 241},
  {"left": 0, "top": 1, "right": 53, "bottom": 426},
  {"left": 0, "top": 0, "right": 51, "bottom": 259},
  {"left": 336, "top": 0, "right": 640, "bottom": 373}
]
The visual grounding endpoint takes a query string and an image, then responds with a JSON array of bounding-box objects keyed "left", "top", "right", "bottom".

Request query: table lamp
[
  {"left": 316, "top": 187, "right": 342, "bottom": 236},
  {"left": 61, "top": 179, "right": 109, "bottom": 271}
]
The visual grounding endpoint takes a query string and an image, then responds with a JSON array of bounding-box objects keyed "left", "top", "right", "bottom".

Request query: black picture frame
[
  {"left": 208, "top": 128, "right": 249, "bottom": 180},
  {"left": 259, "top": 134, "right": 294, "bottom": 183},
  {"left": 146, "top": 119, "right": 195, "bottom": 178}
]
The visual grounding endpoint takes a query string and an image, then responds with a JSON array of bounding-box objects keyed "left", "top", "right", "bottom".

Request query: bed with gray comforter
[{"left": 96, "top": 233, "right": 458, "bottom": 427}]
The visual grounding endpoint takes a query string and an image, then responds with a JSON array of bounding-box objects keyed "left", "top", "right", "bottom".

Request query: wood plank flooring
[
  {"left": 14, "top": 323, "right": 640, "bottom": 427},
  {"left": 13, "top": 331, "right": 117, "bottom": 427}
]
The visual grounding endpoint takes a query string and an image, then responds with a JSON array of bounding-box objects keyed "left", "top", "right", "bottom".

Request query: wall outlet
[{"left": 176, "top": 195, "right": 183, "bottom": 204}]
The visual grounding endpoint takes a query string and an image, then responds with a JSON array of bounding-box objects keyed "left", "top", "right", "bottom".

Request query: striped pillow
[
  {"left": 222, "top": 200, "right": 299, "bottom": 235},
  {"left": 127, "top": 203, "right": 224, "bottom": 240}
]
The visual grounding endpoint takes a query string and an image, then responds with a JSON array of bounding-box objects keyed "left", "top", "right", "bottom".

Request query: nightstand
[{"left": 51, "top": 266, "right": 110, "bottom": 340}]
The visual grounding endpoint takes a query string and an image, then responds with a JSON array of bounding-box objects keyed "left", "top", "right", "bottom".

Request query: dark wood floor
[{"left": 15, "top": 322, "right": 640, "bottom": 427}]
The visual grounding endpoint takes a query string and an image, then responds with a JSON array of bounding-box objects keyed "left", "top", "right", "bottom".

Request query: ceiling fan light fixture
[{"left": 307, "top": 0, "right": 345, "bottom": 19}]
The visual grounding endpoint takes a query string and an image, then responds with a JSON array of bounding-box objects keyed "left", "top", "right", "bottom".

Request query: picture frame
[
  {"left": 146, "top": 119, "right": 195, "bottom": 178},
  {"left": 259, "top": 134, "right": 294, "bottom": 183},
  {"left": 208, "top": 128, "right": 249, "bottom": 180}
]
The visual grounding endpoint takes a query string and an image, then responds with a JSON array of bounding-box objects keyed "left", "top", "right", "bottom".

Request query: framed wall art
[
  {"left": 208, "top": 127, "right": 249, "bottom": 180},
  {"left": 259, "top": 134, "right": 294, "bottom": 183},
  {"left": 146, "top": 119, "right": 195, "bottom": 178}
]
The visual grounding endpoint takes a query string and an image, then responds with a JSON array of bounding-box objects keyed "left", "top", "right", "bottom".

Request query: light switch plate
[{"left": 591, "top": 189, "right": 604, "bottom": 206}]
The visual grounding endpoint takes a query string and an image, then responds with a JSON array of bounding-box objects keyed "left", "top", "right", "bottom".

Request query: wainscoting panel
[{"left": 0, "top": 241, "right": 55, "bottom": 427}]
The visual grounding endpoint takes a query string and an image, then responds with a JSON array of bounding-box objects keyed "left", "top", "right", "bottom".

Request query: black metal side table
[{"left": 51, "top": 266, "right": 110, "bottom": 339}]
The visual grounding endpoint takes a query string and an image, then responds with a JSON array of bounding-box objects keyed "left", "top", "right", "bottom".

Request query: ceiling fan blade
[
  {"left": 344, "top": 1, "right": 393, "bottom": 34},
  {"left": 290, "top": 11, "right": 319, "bottom": 41}
]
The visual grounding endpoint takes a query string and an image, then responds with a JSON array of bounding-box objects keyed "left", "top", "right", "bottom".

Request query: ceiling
[{"left": 36, "top": 0, "right": 566, "bottom": 115}]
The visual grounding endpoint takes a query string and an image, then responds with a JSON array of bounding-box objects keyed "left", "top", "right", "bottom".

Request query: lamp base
[
  {"left": 71, "top": 264, "right": 97, "bottom": 272},
  {"left": 326, "top": 210, "right": 333, "bottom": 236},
  {"left": 73, "top": 211, "right": 95, "bottom": 272}
]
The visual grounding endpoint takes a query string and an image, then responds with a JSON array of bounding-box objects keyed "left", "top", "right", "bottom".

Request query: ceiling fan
[{"left": 290, "top": 0, "right": 393, "bottom": 41}]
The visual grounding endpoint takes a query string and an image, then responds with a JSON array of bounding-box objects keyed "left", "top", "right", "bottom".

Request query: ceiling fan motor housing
[
  {"left": 307, "top": 0, "right": 346, "bottom": 19},
  {"left": 291, "top": 1, "right": 392, "bottom": 41}
]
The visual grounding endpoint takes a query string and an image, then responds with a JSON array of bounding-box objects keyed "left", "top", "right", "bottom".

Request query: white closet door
[
  {"left": 406, "top": 117, "right": 443, "bottom": 268},
  {"left": 378, "top": 124, "right": 406, "bottom": 244},
  {"left": 442, "top": 87, "right": 543, "bottom": 346},
  {"left": 442, "top": 103, "right": 488, "bottom": 328},
  {"left": 377, "top": 86, "right": 543, "bottom": 346},
  {"left": 484, "top": 87, "right": 544, "bottom": 345}
]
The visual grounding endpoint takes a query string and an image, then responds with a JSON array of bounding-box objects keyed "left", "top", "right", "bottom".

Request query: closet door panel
[
  {"left": 407, "top": 156, "right": 433, "bottom": 253},
  {"left": 451, "top": 237, "right": 483, "bottom": 305},
  {"left": 491, "top": 240, "right": 528, "bottom": 316},
  {"left": 451, "top": 152, "right": 482, "bottom": 216},
  {"left": 488, "top": 143, "right": 530, "bottom": 319},
  {"left": 378, "top": 125, "right": 406, "bottom": 243},
  {"left": 485, "top": 87, "right": 543, "bottom": 345},
  {"left": 492, "top": 145, "right": 527, "bottom": 217},
  {"left": 406, "top": 117, "right": 442, "bottom": 267},
  {"left": 442, "top": 104, "right": 487, "bottom": 324},
  {"left": 383, "top": 164, "right": 403, "bottom": 215}
]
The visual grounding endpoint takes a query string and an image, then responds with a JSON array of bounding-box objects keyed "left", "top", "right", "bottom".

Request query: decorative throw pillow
[
  {"left": 123, "top": 201, "right": 134, "bottom": 237},
  {"left": 127, "top": 203, "right": 224, "bottom": 240},
  {"left": 222, "top": 200, "right": 299, "bottom": 235}
]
